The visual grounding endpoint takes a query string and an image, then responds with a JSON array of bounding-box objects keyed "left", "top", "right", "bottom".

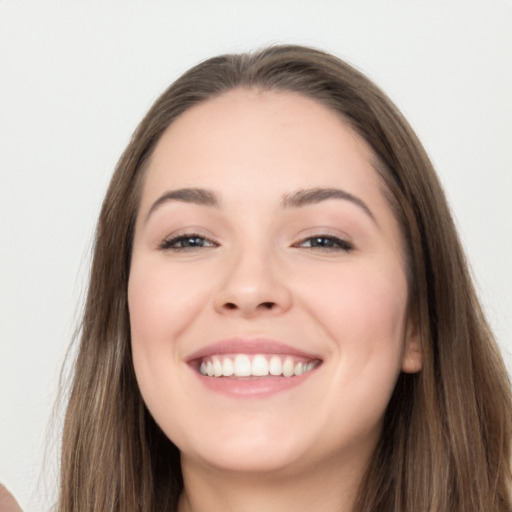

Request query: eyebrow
[
  {"left": 144, "top": 186, "right": 375, "bottom": 224},
  {"left": 145, "top": 187, "right": 220, "bottom": 223},
  {"left": 282, "top": 187, "right": 375, "bottom": 222}
]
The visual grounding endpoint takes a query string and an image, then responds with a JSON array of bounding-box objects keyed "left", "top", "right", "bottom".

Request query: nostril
[{"left": 219, "top": 300, "right": 280, "bottom": 314}]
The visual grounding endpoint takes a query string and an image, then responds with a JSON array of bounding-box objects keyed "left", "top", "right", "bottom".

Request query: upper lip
[{"left": 186, "top": 337, "right": 322, "bottom": 363}]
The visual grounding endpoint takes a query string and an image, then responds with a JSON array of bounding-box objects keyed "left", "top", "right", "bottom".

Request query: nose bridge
[{"left": 214, "top": 236, "right": 291, "bottom": 316}]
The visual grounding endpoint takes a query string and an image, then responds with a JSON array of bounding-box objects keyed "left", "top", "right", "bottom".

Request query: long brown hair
[{"left": 58, "top": 45, "right": 512, "bottom": 511}]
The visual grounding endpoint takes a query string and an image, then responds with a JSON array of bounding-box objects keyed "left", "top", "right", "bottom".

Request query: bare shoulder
[{"left": 0, "top": 484, "right": 23, "bottom": 512}]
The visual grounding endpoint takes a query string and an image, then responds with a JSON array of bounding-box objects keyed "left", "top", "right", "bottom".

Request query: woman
[{"left": 57, "top": 45, "right": 511, "bottom": 511}]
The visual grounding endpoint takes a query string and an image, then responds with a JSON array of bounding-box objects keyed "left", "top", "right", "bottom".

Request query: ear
[{"left": 401, "top": 316, "right": 422, "bottom": 374}]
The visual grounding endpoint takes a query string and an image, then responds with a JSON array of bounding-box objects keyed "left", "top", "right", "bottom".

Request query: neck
[{"left": 177, "top": 453, "right": 368, "bottom": 512}]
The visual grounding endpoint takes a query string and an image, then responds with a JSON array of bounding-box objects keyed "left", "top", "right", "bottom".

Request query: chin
[
  {"left": 184, "top": 444, "right": 311, "bottom": 477},
  {"left": 175, "top": 418, "right": 316, "bottom": 475}
]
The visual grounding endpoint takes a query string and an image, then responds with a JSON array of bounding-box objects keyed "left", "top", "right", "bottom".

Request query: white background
[{"left": 1, "top": 1, "right": 511, "bottom": 510}]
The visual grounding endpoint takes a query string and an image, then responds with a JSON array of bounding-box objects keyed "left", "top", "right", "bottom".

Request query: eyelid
[
  {"left": 158, "top": 231, "right": 219, "bottom": 251},
  {"left": 292, "top": 232, "right": 354, "bottom": 252}
]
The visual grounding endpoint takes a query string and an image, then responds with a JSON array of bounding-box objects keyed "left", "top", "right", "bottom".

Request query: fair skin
[
  {"left": 0, "top": 485, "right": 23, "bottom": 512},
  {"left": 128, "top": 88, "right": 421, "bottom": 512}
]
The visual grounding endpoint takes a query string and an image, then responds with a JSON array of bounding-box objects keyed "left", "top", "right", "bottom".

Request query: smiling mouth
[{"left": 195, "top": 354, "right": 322, "bottom": 379}]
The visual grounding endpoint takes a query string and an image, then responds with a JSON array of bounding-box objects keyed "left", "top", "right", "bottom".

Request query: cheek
[
  {"left": 127, "top": 259, "right": 211, "bottom": 432},
  {"left": 302, "top": 260, "right": 409, "bottom": 380},
  {"left": 127, "top": 258, "right": 215, "bottom": 399},
  {"left": 320, "top": 260, "right": 407, "bottom": 338},
  {"left": 128, "top": 259, "right": 210, "bottom": 341},
  {"left": 310, "top": 265, "right": 409, "bottom": 433}
]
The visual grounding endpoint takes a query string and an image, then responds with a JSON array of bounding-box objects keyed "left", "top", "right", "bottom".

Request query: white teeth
[
  {"left": 222, "top": 357, "right": 234, "bottom": 376},
  {"left": 294, "top": 362, "right": 304, "bottom": 376},
  {"left": 233, "top": 354, "right": 251, "bottom": 377},
  {"left": 269, "top": 355, "right": 282, "bottom": 376},
  {"left": 283, "top": 357, "right": 294, "bottom": 377},
  {"left": 198, "top": 354, "right": 319, "bottom": 378},
  {"left": 251, "top": 355, "right": 269, "bottom": 376},
  {"left": 212, "top": 356, "right": 223, "bottom": 377}
]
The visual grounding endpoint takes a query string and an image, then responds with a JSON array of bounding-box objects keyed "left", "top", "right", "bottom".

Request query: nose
[{"left": 213, "top": 245, "right": 292, "bottom": 318}]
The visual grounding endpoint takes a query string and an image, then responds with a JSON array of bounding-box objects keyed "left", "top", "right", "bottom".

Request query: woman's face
[{"left": 128, "top": 88, "right": 421, "bottom": 477}]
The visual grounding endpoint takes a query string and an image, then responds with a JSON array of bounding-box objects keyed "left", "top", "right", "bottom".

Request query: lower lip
[{"left": 192, "top": 370, "right": 317, "bottom": 398}]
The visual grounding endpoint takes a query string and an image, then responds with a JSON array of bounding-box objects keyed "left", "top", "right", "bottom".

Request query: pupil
[{"left": 186, "top": 237, "right": 202, "bottom": 246}]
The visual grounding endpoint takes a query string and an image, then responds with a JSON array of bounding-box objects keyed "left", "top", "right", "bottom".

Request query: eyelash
[
  {"left": 159, "top": 233, "right": 218, "bottom": 251},
  {"left": 159, "top": 233, "right": 353, "bottom": 252},
  {"left": 294, "top": 234, "right": 353, "bottom": 252}
]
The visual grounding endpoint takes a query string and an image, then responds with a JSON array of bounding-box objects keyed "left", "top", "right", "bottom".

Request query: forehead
[{"left": 143, "top": 88, "right": 381, "bottom": 196}]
